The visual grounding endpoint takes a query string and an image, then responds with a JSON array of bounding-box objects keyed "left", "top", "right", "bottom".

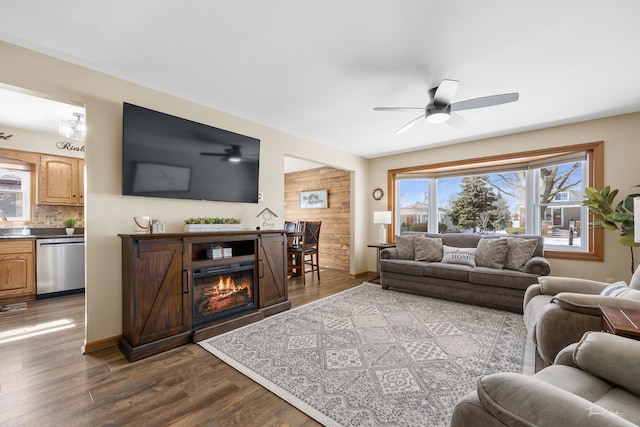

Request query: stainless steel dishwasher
[{"left": 36, "top": 237, "right": 85, "bottom": 297}]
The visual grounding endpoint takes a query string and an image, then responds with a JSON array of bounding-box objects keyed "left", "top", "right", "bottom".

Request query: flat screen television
[{"left": 122, "top": 102, "right": 260, "bottom": 203}]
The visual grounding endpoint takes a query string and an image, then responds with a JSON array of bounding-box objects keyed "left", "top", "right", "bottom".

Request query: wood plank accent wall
[{"left": 285, "top": 166, "right": 350, "bottom": 272}]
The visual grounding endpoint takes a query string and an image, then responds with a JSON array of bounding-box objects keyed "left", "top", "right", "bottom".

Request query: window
[
  {"left": 0, "top": 156, "right": 33, "bottom": 222},
  {"left": 389, "top": 142, "right": 604, "bottom": 260}
]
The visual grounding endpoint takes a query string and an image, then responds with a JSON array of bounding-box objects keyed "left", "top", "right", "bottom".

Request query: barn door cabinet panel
[
  {"left": 258, "top": 233, "right": 291, "bottom": 314},
  {"left": 0, "top": 239, "right": 36, "bottom": 304},
  {"left": 119, "top": 237, "right": 191, "bottom": 362},
  {"left": 38, "top": 155, "right": 84, "bottom": 205},
  {"left": 119, "top": 231, "right": 289, "bottom": 362}
]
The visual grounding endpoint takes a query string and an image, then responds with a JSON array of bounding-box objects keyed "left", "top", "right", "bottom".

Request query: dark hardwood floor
[{"left": 0, "top": 269, "right": 375, "bottom": 426}]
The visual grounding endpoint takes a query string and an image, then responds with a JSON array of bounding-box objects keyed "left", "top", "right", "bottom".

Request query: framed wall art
[{"left": 299, "top": 189, "right": 328, "bottom": 209}]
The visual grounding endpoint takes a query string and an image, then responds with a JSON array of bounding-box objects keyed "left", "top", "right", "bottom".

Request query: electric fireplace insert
[{"left": 192, "top": 260, "right": 256, "bottom": 328}]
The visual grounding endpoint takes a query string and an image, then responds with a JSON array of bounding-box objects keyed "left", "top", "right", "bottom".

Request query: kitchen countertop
[{"left": 0, "top": 228, "right": 84, "bottom": 240}]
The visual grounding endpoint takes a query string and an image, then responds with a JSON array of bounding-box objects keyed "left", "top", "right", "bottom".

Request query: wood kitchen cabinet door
[
  {"left": 38, "top": 155, "right": 84, "bottom": 205},
  {"left": 0, "top": 240, "right": 35, "bottom": 303}
]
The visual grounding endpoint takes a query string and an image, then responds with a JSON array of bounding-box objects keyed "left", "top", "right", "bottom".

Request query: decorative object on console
[
  {"left": 133, "top": 216, "right": 150, "bottom": 234},
  {"left": 64, "top": 217, "right": 77, "bottom": 235},
  {"left": 373, "top": 210, "right": 392, "bottom": 245},
  {"left": 183, "top": 217, "right": 242, "bottom": 232},
  {"left": 299, "top": 189, "right": 328, "bottom": 209},
  {"left": 150, "top": 219, "right": 165, "bottom": 234}
]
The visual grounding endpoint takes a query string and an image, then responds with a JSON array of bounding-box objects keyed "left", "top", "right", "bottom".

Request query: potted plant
[
  {"left": 64, "top": 218, "right": 77, "bottom": 235},
  {"left": 583, "top": 186, "right": 640, "bottom": 273},
  {"left": 183, "top": 217, "right": 242, "bottom": 232}
]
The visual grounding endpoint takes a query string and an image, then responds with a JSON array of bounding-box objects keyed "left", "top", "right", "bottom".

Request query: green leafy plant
[
  {"left": 64, "top": 218, "right": 77, "bottom": 227},
  {"left": 582, "top": 186, "right": 639, "bottom": 273},
  {"left": 183, "top": 217, "right": 241, "bottom": 224}
]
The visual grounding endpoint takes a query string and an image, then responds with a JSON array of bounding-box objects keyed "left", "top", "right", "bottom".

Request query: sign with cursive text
[
  {"left": 56, "top": 141, "right": 85, "bottom": 152},
  {"left": 0, "top": 131, "right": 13, "bottom": 141}
]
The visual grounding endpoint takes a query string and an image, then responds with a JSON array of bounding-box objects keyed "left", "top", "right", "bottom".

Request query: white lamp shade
[
  {"left": 374, "top": 211, "right": 392, "bottom": 224},
  {"left": 635, "top": 197, "right": 640, "bottom": 243}
]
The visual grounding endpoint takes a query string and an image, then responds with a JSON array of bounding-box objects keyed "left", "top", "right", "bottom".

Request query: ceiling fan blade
[
  {"left": 200, "top": 152, "right": 225, "bottom": 156},
  {"left": 451, "top": 92, "right": 519, "bottom": 111},
  {"left": 445, "top": 112, "right": 470, "bottom": 129},
  {"left": 395, "top": 115, "right": 424, "bottom": 134},
  {"left": 433, "top": 79, "right": 459, "bottom": 105},
  {"left": 374, "top": 107, "right": 424, "bottom": 112}
]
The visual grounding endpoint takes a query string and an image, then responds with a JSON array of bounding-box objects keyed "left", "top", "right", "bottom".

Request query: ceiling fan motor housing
[{"left": 426, "top": 105, "right": 451, "bottom": 123}]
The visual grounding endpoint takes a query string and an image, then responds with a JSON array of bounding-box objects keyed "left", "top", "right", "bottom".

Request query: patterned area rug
[{"left": 199, "top": 283, "right": 532, "bottom": 427}]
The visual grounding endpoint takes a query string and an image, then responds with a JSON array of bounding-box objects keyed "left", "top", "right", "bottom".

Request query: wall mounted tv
[{"left": 122, "top": 102, "right": 260, "bottom": 203}]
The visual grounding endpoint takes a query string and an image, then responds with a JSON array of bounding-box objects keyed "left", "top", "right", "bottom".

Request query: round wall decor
[{"left": 372, "top": 188, "right": 384, "bottom": 200}]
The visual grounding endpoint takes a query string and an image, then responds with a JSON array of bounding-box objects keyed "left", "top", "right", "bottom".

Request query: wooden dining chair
[{"left": 287, "top": 221, "right": 321, "bottom": 285}]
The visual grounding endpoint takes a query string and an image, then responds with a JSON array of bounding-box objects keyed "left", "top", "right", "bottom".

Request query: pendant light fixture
[{"left": 59, "top": 112, "right": 85, "bottom": 140}]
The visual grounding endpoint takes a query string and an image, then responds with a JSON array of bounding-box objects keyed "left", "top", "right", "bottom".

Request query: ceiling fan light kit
[
  {"left": 374, "top": 79, "right": 519, "bottom": 133},
  {"left": 425, "top": 106, "right": 451, "bottom": 124}
]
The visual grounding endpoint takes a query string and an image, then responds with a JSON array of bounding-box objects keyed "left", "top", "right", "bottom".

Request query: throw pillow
[
  {"left": 475, "top": 238, "right": 508, "bottom": 269},
  {"left": 502, "top": 237, "right": 537, "bottom": 271},
  {"left": 441, "top": 245, "right": 476, "bottom": 267},
  {"left": 600, "top": 282, "right": 640, "bottom": 301},
  {"left": 414, "top": 237, "right": 443, "bottom": 262},
  {"left": 395, "top": 234, "right": 416, "bottom": 260}
]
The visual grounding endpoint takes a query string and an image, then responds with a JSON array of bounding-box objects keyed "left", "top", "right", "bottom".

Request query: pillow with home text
[{"left": 441, "top": 245, "right": 476, "bottom": 267}]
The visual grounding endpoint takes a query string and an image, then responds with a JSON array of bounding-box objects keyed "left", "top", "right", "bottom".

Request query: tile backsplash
[{"left": 34, "top": 205, "right": 84, "bottom": 228}]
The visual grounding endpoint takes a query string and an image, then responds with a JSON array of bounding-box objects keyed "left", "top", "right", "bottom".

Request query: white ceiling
[{"left": 1, "top": 1, "right": 639, "bottom": 159}]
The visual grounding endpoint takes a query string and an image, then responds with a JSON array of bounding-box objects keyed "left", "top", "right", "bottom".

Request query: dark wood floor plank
[{"left": 0, "top": 269, "right": 372, "bottom": 425}]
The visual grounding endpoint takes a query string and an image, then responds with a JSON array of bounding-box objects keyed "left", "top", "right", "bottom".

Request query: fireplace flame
[{"left": 195, "top": 271, "right": 253, "bottom": 318}]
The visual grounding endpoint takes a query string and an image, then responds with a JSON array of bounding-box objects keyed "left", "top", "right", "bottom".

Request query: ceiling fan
[
  {"left": 374, "top": 79, "right": 519, "bottom": 134},
  {"left": 200, "top": 145, "right": 251, "bottom": 162}
]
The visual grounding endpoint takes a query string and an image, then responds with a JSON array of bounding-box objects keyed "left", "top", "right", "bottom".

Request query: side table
[
  {"left": 599, "top": 305, "right": 640, "bottom": 340},
  {"left": 368, "top": 244, "right": 395, "bottom": 283}
]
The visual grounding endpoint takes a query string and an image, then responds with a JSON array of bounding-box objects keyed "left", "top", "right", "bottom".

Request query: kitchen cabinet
[
  {"left": 118, "top": 231, "right": 290, "bottom": 362},
  {"left": 0, "top": 239, "right": 36, "bottom": 304},
  {"left": 38, "top": 155, "right": 84, "bottom": 206}
]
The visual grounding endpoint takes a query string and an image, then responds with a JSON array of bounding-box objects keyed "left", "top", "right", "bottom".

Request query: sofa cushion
[
  {"left": 380, "top": 259, "right": 427, "bottom": 277},
  {"left": 395, "top": 234, "right": 416, "bottom": 259},
  {"left": 475, "top": 238, "right": 508, "bottom": 269},
  {"left": 573, "top": 331, "right": 640, "bottom": 397},
  {"left": 476, "top": 372, "right": 636, "bottom": 427},
  {"left": 503, "top": 237, "right": 538, "bottom": 271},
  {"left": 442, "top": 245, "right": 476, "bottom": 267},
  {"left": 600, "top": 282, "right": 640, "bottom": 300},
  {"left": 414, "top": 236, "right": 443, "bottom": 261},
  {"left": 423, "top": 262, "right": 472, "bottom": 282},
  {"left": 469, "top": 267, "right": 540, "bottom": 290}
]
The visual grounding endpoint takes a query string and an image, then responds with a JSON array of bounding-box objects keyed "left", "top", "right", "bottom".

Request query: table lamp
[{"left": 374, "top": 211, "right": 392, "bottom": 245}]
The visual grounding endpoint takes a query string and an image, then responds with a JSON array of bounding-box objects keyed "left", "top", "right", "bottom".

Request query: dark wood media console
[{"left": 118, "top": 230, "right": 290, "bottom": 362}]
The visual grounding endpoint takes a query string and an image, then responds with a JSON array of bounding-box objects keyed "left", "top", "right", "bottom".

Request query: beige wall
[
  {"left": 0, "top": 41, "right": 370, "bottom": 346},
  {"left": 369, "top": 113, "right": 640, "bottom": 283}
]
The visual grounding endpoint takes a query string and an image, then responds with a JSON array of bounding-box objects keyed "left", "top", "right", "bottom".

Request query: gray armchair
[
  {"left": 450, "top": 331, "right": 640, "bottom": 427},
  {"left": 523, "top": 269, "right": 640, "bottom": 369}
]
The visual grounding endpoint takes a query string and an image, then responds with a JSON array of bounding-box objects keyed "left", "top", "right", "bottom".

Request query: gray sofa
[
  {"left": 450, "top": 331, "right": 640, "bottom": 427},
  {"left": 380, "top": 233, "right": 550, "bottom": 313}
]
